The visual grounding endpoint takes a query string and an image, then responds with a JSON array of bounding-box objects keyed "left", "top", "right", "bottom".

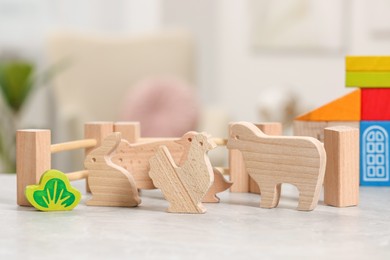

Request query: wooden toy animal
[
  {"left": 111, "top": 137, "right": 187, "bottom": 189},
  {"left": 227, "top": 122, "right": 326, "bottom": 211},
  {"left": 149, "top": 132, "right": 216, "bottom": 213},
  {"left": 84, "top": 133, "right": 141, "bottom": 207},
  {"left": 203, "top": 168, "right": 233, "bottom": 203}
]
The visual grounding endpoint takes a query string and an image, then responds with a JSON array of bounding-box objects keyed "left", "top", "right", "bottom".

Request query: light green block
[
  {"left": 25, "top": 169, "right": 81, "bottom": 212},
  {"left": 346, "top": 72, "right": 390, "bottom": 87}
]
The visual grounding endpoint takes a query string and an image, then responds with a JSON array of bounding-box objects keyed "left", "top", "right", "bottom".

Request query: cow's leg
[
  {"left": 274, "top": 183, "right": 282, "bottom": 207},
  {"left": 297, "top": 184, "right": 320, "bottom": 211},
  {"left": 259, "top": 182, "right": 279, "bottom": 208}
]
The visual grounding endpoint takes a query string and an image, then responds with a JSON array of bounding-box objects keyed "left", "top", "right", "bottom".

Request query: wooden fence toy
[
  {"left": 17, "top": 129, "right": 96, "bottom": 206},
  {"left": 16, "top": 120, "right": 359, "bottom": 212},
  {"left": 16, "top": 122, "right": 231, "bottom": 207}
]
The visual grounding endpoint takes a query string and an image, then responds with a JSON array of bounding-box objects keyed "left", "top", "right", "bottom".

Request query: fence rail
[{"left": 50, "top": 139, "right": 97, "bottom": 153}]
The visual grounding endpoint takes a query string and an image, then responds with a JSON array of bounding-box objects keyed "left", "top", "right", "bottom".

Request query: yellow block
[
  {"left": 296, "top": 90, "right": 361, "bottom": 121},
  {"left": 346, "top": 56, "right": 390, "bottom": 71}
]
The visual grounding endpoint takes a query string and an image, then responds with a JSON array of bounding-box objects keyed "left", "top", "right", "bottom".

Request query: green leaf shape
[
  {"left": 0, "top": 61, "right": 35, "bottom": 113},
  {"left": 25, "top": 169, "right": 81, "bottom": 212}
]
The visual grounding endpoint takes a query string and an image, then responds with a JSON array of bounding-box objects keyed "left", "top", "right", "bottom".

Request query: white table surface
[{"left": 1, "top": 173, "right": 389, "bottom": 260}]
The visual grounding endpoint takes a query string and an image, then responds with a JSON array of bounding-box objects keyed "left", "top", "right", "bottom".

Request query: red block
[{"left": 361, "top": 88, "right": 390, "bottom": 120}]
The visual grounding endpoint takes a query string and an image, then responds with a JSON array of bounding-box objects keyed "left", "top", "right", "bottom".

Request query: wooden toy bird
[{"left": 149, "top": 132, "right": 216, "bottom": 213}]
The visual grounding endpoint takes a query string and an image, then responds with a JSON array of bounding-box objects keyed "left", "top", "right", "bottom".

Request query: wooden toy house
[{"left": 294, "top": 56, "right": 390, "bottom": 186}]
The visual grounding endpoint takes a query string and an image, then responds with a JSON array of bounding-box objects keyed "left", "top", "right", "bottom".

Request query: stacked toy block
[{"left": 346, "top": 56, "right": 390, "bottom": 186}]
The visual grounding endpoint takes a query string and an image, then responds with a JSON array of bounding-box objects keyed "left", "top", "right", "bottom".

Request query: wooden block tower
[
  {"left": 294, "top": 56, "right": 390, "bottom": 187},
  {"left": 346, "top": 56, "right": 390, "bottom": 186}
]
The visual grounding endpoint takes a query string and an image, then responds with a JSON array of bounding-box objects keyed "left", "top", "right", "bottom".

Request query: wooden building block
[
  {"left": 227, "top": 122, "right": 326, "bottom": 211},
  {"left": 229, "top": 149, "right": 248, "bottom": 192},
  {"left": 114, "top": 122, "right": 140, "bottom": 143},
  {"left": 346, "top": 56, "right": 390, "bottom": 71},
  {"left": 346, "top": 72, "right": 390, "bottom": 87},
  {"left": 361, "top": 88, "right": 390, "bottom": 120},
  {"left": 294, "top": 121, "right": 360, "bottom": 142},
  {"left": 249, "top": 123, "right": 282, "bottom": 194},
  {"left": 360, "top": 121, "right": 390, "bottom": 186},
  {"left": 85, "top": 133, "right": 141, "bottom": 207},
  {"left": 324, "top": 126, "right": 359, "bottom": 207},
  {"left": 295, "top": 90, "right": 361, "bottom": 121},
  {"left": 25, "top": 169, "right": 81, "bottom": 211},
  {"left": 84, "top": 122, "right": 115, "bottom": 151},
  {"left": 149, "top": 132, "right": 216, "bottom": 213},
  {"left": 203, "top": 168, "right": 233, "bottom": 203},
  {"left": 16, "top": 130, "right": 51, "bottom": 206}
]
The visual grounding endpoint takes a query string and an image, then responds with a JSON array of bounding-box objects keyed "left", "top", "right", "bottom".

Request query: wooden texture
[
  {"left": 84, "top": 133, "right": 141, "bottom": 207},
  {"left": 84, "top": 122, "right": 114, "bottom": 192},
  {"left": 50, "top": 139, "right": 97, "bottom": 153},
  {"left": 66, "top": 170, "right": 89, "bottom": 181},
  {"left": 229, "top": 149, "right": 248, "bottom": 192},
  {"left": 249, "top": 123, "right": 282, "bottom": 194},
  {"left": 114, "top": 122, "right": 140, "bottom": 143},
  {"left": 16, "top": 130, "right": 51, "bottom": 206},
  {"left": 324, "top": 126, "right": 359, "bottom": 207},
  {"left": 346, "top": 72, "right": 390, "bottom": 87},
  {"left": 149, "top": 132, "right": 216, "bottom": 213},
  {"left": 361, "top": 88, "right": 390, "bottom": 120},
  {"left": 111, "top": 138, "right": 187, "bottom": 189},
  {"left": 229, "top": 122, "right": 282, "bottom": 193},
  {"left": 203, "top": 168, "right": 233, "bottom": 203},
  {"left": 293, "top": 120, "right": 360, "bottom": 142},
  {"left": 346, "top": 56, "right": 390, "bottom": 71},
  {"left": 227, "top": 122, "right": 326, "bottom": 211},
  {"left": 295, "top": 90, "right": 361, "bottom": 121}
]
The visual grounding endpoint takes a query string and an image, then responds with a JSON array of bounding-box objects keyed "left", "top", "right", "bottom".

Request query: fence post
[
  {"left": 249, "top": 123, "right": 283, "bottom": 194},
  {"left": 229, "top": 149, "right": 248, "bottom": 192},
  {"left": 229, "top": 123, "right": 249, "bottom": 192},
  {"left": 16, "top": 130, "right": 51, "bottom": 206},
  {"left": 114, "top": 122, "right": 140, "bottom": 143},
  {"left": 84, "top": 122, "right": 114, "bottom": 192},
  {"left": 324, "top": 126, "right": 359, "bottom": 207}
]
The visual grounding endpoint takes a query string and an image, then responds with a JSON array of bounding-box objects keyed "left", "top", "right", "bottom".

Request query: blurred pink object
[{"left": 121, "top": 78, "right": 199, "bottom": 137}]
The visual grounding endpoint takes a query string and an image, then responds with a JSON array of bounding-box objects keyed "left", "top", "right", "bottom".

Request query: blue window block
[{"left": 360, "top": 121, "right": 390, "bottom": 186}]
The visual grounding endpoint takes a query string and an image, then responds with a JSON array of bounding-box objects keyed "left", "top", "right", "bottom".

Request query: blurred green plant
[
  {"left": 0, "top": 60, "right": 35, "bottom": 172},
  {"left": 0, "top": 59, "right": 66, "bottom": 172},
  {"left": 0, "top": 61, "right": 34, "bottom": 113}
]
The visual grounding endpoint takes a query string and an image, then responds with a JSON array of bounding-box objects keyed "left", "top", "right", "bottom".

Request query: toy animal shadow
[
  {"left": 149, "top": 132, "right": 216, "bottom": 213},
  {"left": 227, "top": 122, "right": 326, "bottom": 211},
  {"left": 84, "top": 133, "right": 141, "bottom": 207}
]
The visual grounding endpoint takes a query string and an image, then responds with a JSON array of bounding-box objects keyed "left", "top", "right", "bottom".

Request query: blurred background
[{"left": 1, "top": 0, "right": 390, "bottom": 172}]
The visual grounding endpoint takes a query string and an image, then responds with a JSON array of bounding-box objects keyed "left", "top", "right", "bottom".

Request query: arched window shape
[{"left": 362, "top": 126, "right": 389, "bottom": 182}]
